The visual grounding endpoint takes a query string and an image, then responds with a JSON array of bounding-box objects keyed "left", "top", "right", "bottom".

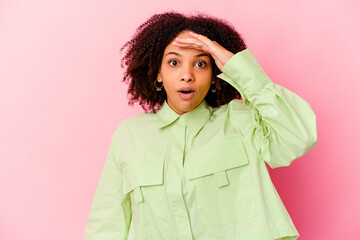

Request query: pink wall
[{"left": 0, "top": 0, "right": 359, "bottom": 239}]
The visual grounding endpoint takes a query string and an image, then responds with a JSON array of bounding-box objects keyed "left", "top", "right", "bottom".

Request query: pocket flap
[
  {"left": 185, "top": 136, "right": 249, "bottom": 180},
  {"left": 122, "top": 158, "right": 164, "bottom": 194}
]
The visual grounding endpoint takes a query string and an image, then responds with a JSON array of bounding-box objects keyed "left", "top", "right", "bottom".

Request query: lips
[
  {"left": 178, "top": 87, "right": 195, "bottom": 94},
  {"left": 178, "top": 87, "right": 195, "bottom": 100}
]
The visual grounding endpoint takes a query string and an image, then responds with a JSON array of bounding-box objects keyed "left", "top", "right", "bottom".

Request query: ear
[{"left": 157, "top": 73, "right": 162, "bottom": 82}]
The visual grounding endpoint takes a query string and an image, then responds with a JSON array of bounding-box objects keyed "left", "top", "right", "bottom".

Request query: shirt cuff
[{"left": 216, "top": 48, "right": 271, "bottom": 99}]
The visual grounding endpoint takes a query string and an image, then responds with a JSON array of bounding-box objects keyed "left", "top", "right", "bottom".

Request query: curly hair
[{"left": 119, "top": 11, "right": 247, "bottom": 113}]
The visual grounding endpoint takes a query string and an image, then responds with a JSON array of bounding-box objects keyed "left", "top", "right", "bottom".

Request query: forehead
[{"left": 163, "top": 31, "right": 209, "bottom": 57}]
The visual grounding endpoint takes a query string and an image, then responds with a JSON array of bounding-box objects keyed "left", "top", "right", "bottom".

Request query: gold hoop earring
[{"left": 154, "top": 80, "right": 163, "bottom": 91}]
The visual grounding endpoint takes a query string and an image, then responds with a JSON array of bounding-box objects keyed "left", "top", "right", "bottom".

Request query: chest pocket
[
  {"left": 121, "top": 157, "right": 168, "bottom": 239},
  {"left": 185, "top": 135, "right": 249, "bottom": 182},
  {"left": 121, "top": 157, "right": 164, "bottom": 203},
  {"left": 184, "top": 135, "right": 259, "bottom": 228}
]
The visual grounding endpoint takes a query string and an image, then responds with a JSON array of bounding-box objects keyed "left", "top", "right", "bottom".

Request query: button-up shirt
[{"left": 83, "top": 49, "right": 317, "bottom": 240}]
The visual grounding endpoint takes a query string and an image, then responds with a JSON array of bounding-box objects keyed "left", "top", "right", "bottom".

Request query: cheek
[
  {"left": 199, "top": 80, "right": 212, "bottom": 95},
  {"left": 205, "top": 73, "right": 213, "bottom": 87},
  {"left": 161, "top": 81, "right": 175, "bottom": 96}
]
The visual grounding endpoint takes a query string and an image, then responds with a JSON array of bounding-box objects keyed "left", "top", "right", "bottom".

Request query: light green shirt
[{"left": 84, "top": 49, "right": 317, "bottom": 240}]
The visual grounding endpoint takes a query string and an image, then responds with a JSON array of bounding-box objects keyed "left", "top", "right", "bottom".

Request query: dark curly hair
[{"left": 119, "top": 11, "right": 247, "bottom": 113}]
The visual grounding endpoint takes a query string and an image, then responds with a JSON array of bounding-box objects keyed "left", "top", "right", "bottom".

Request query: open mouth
[
  {"left": 179, "top": 90, "right": 194, "bottom": 94},
  {"left": 178, "top": 90, "right": 195, "bottom": 99}
]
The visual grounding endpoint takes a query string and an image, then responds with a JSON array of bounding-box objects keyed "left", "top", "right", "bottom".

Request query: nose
[
  {"left": 181, "top": 76, "right": 193, "bottom": 82},
  {"left": 181, "top": 65, "right": 194, "bottom": 82}
]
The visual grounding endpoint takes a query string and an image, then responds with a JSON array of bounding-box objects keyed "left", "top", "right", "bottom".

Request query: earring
[
  {"left": 154, "top": 79, "right": 163, "bottom": 91},
  {"left": 155, "top": 73, "right": 163, "bottom": 91},
  {"left": 210, "top": 82, "right": 216, "bottom": 93}
]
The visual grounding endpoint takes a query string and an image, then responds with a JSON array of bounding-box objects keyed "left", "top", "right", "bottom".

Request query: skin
[{"left": 157, "top": 30, "right": 234, "bottom": 115}]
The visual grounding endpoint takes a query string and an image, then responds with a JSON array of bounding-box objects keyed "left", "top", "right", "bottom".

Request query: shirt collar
[{"left": 156, "top": 99, "right": 212, "bottom": 135}]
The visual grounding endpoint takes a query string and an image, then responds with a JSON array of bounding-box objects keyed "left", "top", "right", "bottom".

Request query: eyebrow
[{"left": 165, "top": 52, "right": 211, "bottom": 58}]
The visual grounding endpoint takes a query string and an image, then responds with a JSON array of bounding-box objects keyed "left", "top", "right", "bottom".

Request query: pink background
[{"left": 1, "top": 0, "right": 359, "bottom": 239}]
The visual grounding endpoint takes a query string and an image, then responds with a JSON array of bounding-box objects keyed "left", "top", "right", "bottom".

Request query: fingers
[
  {"left": 173, "top": 38, "right": 211, "bottom": 53},
  {"left": 173, "top": 37, "right": 203, "bottom": 49},
  {"left": 188, "top": 31, "right": 214, "bottom": 48},
  {"left": 173, "top": 37, "right": 200, "bottom": 46},
  {"left": 172, "top": 31, "right": 215, "bottom": 52}
]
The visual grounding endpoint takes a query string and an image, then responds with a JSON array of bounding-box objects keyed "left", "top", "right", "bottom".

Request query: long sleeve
[
  {"left": 84, "top": 127, "right": 131, "bottom": 239},
  {"left": 217, "top": 49, "right": 317, "bottom": 169}
]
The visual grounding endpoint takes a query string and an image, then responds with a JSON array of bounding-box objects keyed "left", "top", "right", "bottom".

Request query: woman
[{"left": 84, "top": 11, "right": 317, "bottom": 240}]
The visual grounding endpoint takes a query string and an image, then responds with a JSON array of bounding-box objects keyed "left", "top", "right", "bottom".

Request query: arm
[
  {"left": 217, "top": 49, "right": 317, "bottom": 168},
  {"left": 84, "top": 126, "right": 131, "bottom": 239},
  {"left": 172, "top": 32, "right": 317, "bottom": 169}
]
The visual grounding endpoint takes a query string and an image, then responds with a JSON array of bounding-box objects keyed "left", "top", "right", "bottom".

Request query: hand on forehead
[{"left": 171, "top": 31, "right": 212, "bottom": 53}]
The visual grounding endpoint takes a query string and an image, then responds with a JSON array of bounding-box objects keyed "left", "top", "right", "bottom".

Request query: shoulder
[
  {"left": 212, "top": 99, "right": 249, "bottom": 114},
  {"left": 110, "top": 111, "right": 165, "bottom": 163},
  {"left": 224, "top": 99, "right": 250, "bottom": 113},
  {"left": 121, "top": 111, "right": 157, "bottom": 127},
  {"left": 112, "top": 111, "right": 158, "bottom": 140},
  {"left": 212, "top": 99, "right": 253, "bottom": 135},
  {"left": 109, "top": 111, "right": 159, "bottom": 159}
]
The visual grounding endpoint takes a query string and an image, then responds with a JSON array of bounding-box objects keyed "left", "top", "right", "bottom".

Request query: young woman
[{"left": 84, "top": 11, "right": 317, "bottom": 240}]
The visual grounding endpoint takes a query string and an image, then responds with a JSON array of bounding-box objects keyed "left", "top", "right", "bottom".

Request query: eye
[
  {"left": 196, "top": 60, "right": 207, "bottom": 68},
  {"left": 168, "top": 60, "right": 178, "bottom": 66}
]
